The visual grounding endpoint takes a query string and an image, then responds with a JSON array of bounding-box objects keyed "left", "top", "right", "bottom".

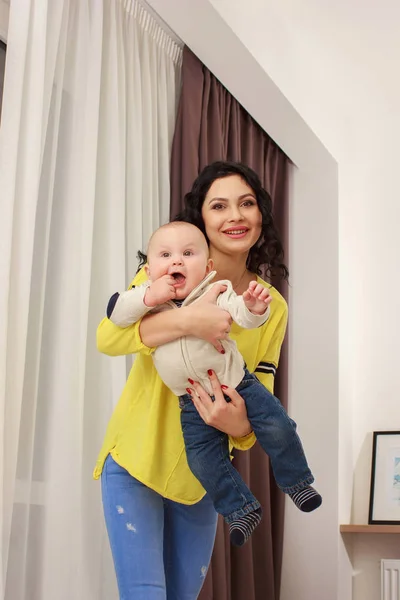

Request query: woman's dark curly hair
[
  {"left": 173, "top": 161, "right": 288, "bottom": 280},
  {"left": 136, "top": 161, "right": 288, "bottom": 280}
]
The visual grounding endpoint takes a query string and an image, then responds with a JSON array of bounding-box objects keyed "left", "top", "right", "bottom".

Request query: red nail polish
[
  {"left": 186, "top": 388, "right": 192, "bottom": 394},
  {"left": 207, "top": 369, "right": 213, "bottom": 376},
  {"left": 221, "top": 385, "right": 228, "bottom": 390},
  {"left": 188, "top": 378, "right": 194, "bottom": 385},
  {"left": 220, "top": 349, "right": 225, "bottom": 354}
]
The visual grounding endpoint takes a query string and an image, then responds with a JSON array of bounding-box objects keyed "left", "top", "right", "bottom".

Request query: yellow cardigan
[{"left": 93, "top": 269, "right": 288, "bottom": 504}]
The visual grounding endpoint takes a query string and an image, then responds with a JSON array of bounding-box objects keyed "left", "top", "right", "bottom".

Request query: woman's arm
[
  {"left": 186, "top": 370, "right": 256, "bottom": 453},
  {"left": 228, "top": 294, "right": 288, "bottom": 450},
  {"left": 139, "top": 308, "right": 193, "bottom": 346},
  {"left": 97, "top": 281, "right": 231, "bottom": 357},
  {"left": 97, "top": 317, "right": 154, "bottom": 357},
  {"left": 254, "top": 299, "right": 288, "bottom": 394},
  {"left": 139, "top": 284, "right": 232, "bottom": 352},
  {"left": 185, "top": 291, "right": 289, "bottom": 450}
]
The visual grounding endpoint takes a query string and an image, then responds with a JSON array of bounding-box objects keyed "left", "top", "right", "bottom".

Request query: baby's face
[{"left": 146, "top": 224, "right": 212, "bottom": 299}]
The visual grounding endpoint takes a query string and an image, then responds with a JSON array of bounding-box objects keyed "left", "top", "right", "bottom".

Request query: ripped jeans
[{"left": 101, "top": 454, "right": 218, "bottom": 600}]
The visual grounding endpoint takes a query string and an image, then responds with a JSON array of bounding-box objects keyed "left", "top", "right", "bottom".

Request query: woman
[{"left": 95, "top": 161, "right": 289, "bottom": 599}]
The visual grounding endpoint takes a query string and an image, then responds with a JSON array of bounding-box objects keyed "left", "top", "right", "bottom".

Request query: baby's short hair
[{"left": 147, "top": 221, "right": 209, "bottom": 255}]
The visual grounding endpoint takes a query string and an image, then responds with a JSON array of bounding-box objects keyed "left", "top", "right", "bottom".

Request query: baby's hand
[
  {"left": 144, "top": 275, "right": 177, "bottom": 307},
  {"left": 242, "top": 281, "right": 272, "bottom": 315}
]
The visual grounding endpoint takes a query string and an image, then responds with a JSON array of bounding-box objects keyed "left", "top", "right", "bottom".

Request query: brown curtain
[{"left": 170, "top": 47, "right": 289, "bottom": 600}]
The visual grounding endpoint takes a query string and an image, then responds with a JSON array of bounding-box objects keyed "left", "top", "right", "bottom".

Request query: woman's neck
[{"left": 210, "top": 249, "right": 252, "bottom": 290}]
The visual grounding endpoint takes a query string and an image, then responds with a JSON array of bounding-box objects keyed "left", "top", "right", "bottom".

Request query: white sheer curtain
[{"left": 0, "top": 0, "right": 181, "bottom": 598}]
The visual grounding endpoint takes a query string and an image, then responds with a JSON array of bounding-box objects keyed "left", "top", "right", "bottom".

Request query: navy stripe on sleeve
[
  {"left": 106, "top": 292, "right": 120, "bottom": 318},
  {"left": 254, "top": 361, "right": 277, "bottom": 376}
]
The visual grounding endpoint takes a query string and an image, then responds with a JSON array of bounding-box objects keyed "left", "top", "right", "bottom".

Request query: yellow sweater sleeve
[
  {"left": 96, "top": 318, "right": 155, "bottom": 356},
  {"left": 229, "top": 430, "right": 258, "bottom": 451},
  {"left": 96, "top": 268, "right": 155, "bottom": 357},
  {"left": 229, "top": 287, "right": 288, "bottom": 451},
  {"left": 254, "top": 305, "right": 288, "bottom": 395}
]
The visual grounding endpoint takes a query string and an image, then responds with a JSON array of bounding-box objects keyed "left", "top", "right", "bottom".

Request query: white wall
[
  {"left": 147, "top": 1, "right": 340, "bottom": 599},
  {"left": 0, "top": 0, "right": 9, "bottom": 42},
  {"left": 207, "top": 1, "right": 400, "bottom": 599}
]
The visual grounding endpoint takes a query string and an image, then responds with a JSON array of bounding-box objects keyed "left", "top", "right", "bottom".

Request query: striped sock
[
  {"left": 289, "top": 485, "right": 322, "bottom": 512},
  {"left": 229, "top": 507, "right": 263, "bottom": 547}
]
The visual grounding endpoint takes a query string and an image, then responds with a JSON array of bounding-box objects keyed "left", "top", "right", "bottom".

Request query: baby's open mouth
[{"left": 171, "top": 273, "right": 186, "bottom": 284}]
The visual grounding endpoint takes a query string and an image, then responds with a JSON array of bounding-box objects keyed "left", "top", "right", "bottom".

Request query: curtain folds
[
  {"left": 170, "top": 46, "right": 289, "bottom": 600},
  {"left": 0, "top": 2, "right": 181, "bottom": 598}
]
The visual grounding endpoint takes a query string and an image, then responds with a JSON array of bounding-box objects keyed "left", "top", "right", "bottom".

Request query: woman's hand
[
  {"left": 183, "top": 284, "right": 232, "bottom": 353},
  {"left": 139, "top": 283, "right": 231, "bottom": 351},
  {"left": 187, "top": 370, "right": 252, "bottom": 438}
]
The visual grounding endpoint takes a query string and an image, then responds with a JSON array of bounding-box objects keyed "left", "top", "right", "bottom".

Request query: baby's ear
[
  {"left": 144, "top": 264, "right": 150, "bottom": 278},
  {"left": 206, "top": 258, "right": 214, "bottom": 273}
]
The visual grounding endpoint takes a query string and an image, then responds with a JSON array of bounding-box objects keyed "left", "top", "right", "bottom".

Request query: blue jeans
[
  {"left": 180, "top": 370, "right": 314, "bottom": 523},
  {"left": 102, "top": 454, "right": 218, "bottom": 600}
]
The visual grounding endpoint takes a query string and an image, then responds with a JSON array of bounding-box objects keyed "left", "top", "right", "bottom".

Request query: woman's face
[{"left": 201, "top": 174, "right": 262, "bottom": 258}]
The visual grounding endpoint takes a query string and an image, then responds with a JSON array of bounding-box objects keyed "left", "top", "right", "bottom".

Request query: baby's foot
[
  {"left": 289, "top": 486, "right": 322, "bottom": 512},
  {"left": 229, "top": 507, "right": 263, "bottom": 546}
]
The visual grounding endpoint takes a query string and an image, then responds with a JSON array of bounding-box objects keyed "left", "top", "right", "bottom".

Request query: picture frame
[{"left": 368, "top": 431, "right": 400, "bottom": 525}]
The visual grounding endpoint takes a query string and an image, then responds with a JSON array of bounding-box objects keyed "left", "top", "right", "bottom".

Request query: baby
[{"left": 106, "top": 221, "right": 322, "bottom": 546}]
